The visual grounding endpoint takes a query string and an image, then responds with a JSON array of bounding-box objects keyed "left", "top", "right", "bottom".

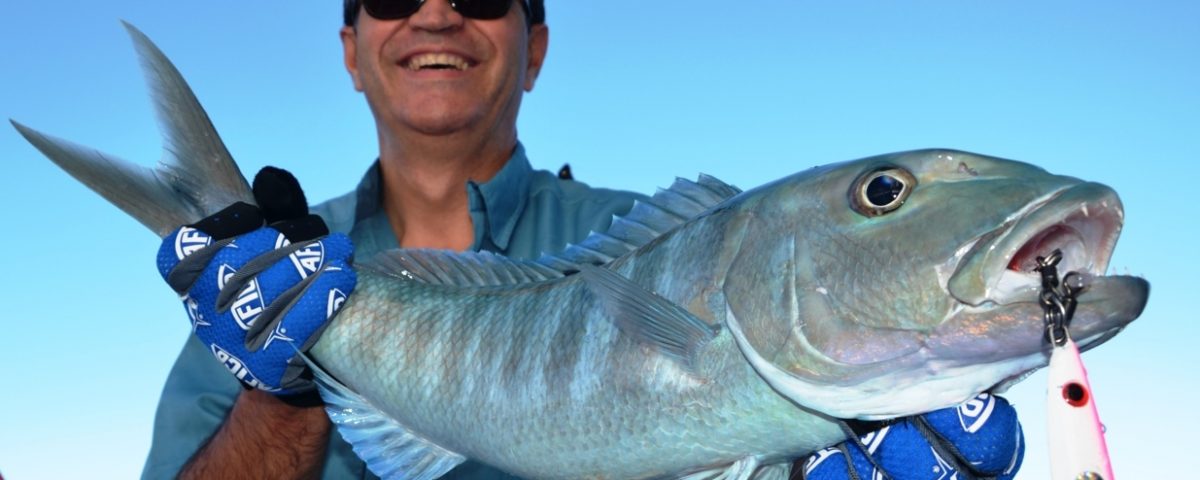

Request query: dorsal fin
[
  {"left": 537, "top": 175, "right": 741, "bottom": 270},
  {"left": 364, "top": 249, "right": 563, "bottom": 287}
]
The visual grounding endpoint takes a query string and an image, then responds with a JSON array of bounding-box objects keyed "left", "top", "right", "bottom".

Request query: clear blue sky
[{"left": 1, "top": 1, "right": 1196, "bottom": 478}]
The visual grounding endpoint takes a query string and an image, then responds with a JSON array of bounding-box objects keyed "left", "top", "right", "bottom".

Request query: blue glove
[
  {"left": 802, "top": 394, "right": 1024, "bottom": 480},
  {"left": 156, "top": 167, "right": 356, "bottom": 398}
]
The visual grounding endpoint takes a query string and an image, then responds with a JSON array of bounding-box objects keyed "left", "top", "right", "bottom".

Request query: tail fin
[{"left": 11, "top": 21, "right": 253, "bottom": 237}]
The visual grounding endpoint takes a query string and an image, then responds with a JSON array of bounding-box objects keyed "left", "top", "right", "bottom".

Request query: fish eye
[{"left": 850, "top": 167, "right": 917, "bottom": 217}]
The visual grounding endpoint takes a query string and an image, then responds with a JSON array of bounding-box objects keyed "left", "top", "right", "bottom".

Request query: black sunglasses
[{"left": 362, "top": 0, "right": 530, "bottom": 21}]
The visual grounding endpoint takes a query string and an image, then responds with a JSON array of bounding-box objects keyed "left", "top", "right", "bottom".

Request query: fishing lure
[{"left": 1037, "top": 250, "right": 1114, "bottom": 480}]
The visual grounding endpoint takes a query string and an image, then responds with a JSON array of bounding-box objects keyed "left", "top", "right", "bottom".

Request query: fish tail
[{"left": 11, "top": 21, "right": 253, "bottom": 237}]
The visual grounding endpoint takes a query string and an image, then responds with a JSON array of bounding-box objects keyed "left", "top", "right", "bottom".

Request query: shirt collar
[
  {"left": 351, "top": 142, "right": 534, "bottom": 252},
  {"left": 467, "top": 143, "right": 533, "bottom": 251}
]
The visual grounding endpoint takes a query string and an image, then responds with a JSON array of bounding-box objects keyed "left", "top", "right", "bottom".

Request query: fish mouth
[
  {"left": 917, "top": 183, "right": 1147, "bottom": 405},
  {"left": 931, "top": 181, "right": 1148, "bottom": 370},
  {"left": 947, "top": 183, "right": 1125, "bottom": 307}
]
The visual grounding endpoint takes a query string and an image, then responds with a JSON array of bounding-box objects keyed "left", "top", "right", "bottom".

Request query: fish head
[{"left": 721, "top": 149, "right": 1149, "bottom": 419}]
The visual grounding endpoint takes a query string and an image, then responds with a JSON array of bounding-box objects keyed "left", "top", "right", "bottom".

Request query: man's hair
[{"left": 342, "top": 0, "right": 545, "bottom": 27}]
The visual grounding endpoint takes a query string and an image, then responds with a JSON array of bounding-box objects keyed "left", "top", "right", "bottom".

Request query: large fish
[{"left": 13, "top": 24, "right": 1149, "bottom": 480}]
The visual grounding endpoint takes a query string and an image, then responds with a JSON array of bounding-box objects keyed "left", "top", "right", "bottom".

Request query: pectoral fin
[
  {"left": 300, "top": 353, "right": 466, "bottom": 480},
  {"left": 675, "top": 456, "right": 762, "bottom": 480},
  {"left": 580, "top": 264, "right": 719, "bottom": 372},
  {"left": 747, "top": 463, "right": 791, "bottom": 480}
]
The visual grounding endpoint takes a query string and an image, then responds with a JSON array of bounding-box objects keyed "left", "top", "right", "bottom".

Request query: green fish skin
[{"left": 13, "top": 24, "right": 1148, "bottom": 480}]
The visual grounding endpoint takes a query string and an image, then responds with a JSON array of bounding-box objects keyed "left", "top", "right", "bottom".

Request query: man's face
[{"left": 341, "top": 0, "right": 548, "bottom": 139}]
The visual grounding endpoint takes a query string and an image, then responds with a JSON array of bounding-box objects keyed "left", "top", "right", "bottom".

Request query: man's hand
[
  {"left": 156, "top": 167, "right": 356, "bottom": 397},
  {"left": 802, "top": 394, "right": 1024, "bottom": 480}
]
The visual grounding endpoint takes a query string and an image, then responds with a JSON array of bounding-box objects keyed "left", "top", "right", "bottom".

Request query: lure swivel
[{"left": 1034, "top": 249, "right": 1085, "bottom": 347}]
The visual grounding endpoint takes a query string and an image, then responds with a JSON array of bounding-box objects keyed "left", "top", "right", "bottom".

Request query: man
[
  {"left": 144, "top": 1, "right": 640, "bottom": 478},
  {"left": 146, "top": 1, "right": 1023, "bottom": 479}
]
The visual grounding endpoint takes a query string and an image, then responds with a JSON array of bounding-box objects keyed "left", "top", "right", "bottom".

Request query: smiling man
[{"left": 143, "top": 1, "right": 643, "bottom": 478}]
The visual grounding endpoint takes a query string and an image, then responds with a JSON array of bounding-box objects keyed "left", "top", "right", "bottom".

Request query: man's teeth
[{"left": 406, "top": 53, "right": 470, "bottom": 71}]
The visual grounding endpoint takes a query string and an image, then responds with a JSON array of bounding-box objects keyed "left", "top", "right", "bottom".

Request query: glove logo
[
  {"left": 174, "top": 227, "right": 211, "bottom": 260},
  {"left": 860, "top": 425, "right": 890, "bottom": 455},
  {"left": 275, "top": 235, "right": 326, "bottom": 279},
  {"left": 802, "top": 447, "right": 841, "bottom": 475},
  {"left": 291, "top": 242, "right": 325, "bottom": 279},
  {"left": 930, "top": 447, "right": 958, "bottom": 480},
  {"left": 210, "top": 344, "right": 277, "bottom": 392},
  {"left": 327, "top": 288, "right": 347, "bottom": 319},
  {"left": 957, "top": 393, "right": 996, "bottom": 434},
  {"left": 263, "top": 323, "right": 295, "bottom": 350},
  {"left": 217, "top": 264, "right": 265, "bottom": 331},
  {"left": 184, "top": 296, "right": 210, "bottom": 331}
]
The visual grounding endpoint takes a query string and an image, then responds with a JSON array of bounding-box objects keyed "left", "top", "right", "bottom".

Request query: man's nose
[{"left": 408, "top": 0, "right": 465, "bottom": 32}]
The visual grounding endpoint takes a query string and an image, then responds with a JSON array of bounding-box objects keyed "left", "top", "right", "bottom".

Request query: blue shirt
[{"left": 141, "top": 144, "right": 644, "bottom": 479}]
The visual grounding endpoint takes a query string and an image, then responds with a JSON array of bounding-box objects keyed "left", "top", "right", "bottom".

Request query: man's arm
[
  {"left": 148, "top": 168, "right": 358, "bottom": 478},
  {"left": 143, "top": 337, "right": 355, "bottom": 480},
  {"left": 180, "top": 390, "right": 331, "bottom": 480}
]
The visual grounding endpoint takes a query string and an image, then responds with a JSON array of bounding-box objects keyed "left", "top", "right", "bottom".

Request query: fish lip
[
  {"left": 930, "top": 274, "right": 1148, "bottom": 360},
  {"left": 990, "top": 319, "right": 1127, "bottom": 393},
  {"left": 946, "top": 183, "right": 1125, "bottom": 306},
  {"left": 925, "top": 273, "right": 1146, "bottom": 400}
]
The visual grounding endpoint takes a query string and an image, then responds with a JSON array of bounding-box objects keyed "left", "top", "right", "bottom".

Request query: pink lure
[{"left": 1046, "top": 337, "right": 1114, "bottom": 480}]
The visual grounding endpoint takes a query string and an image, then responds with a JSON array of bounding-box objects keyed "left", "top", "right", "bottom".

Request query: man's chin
[{"left": 396, "top": 109, "right": 482, "bottom": 137}]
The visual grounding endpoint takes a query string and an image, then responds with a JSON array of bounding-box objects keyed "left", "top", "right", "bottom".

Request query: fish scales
[
  {"left": 311, "top": 249, "right": 839, "bottom": 478},
  {"left": 308, "top": 212, "right": 838, "bottom": 478}
]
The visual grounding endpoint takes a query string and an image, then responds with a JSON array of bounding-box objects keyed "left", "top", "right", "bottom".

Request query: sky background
[{"left": 1, "top": 1, "right": 1196, "bottom": 478}]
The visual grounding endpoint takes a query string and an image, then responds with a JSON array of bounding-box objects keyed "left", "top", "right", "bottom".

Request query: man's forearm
[{"left": 180, "top": 389, "right": 331, "bottom": 480}]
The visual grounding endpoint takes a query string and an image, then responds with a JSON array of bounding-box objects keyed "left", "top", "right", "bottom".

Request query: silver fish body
[
  {"left": 309, "top": 151, "right": 1147, "bottom": 479},
  {"left": 14, "top": 24, "right": 1149, "bottom": 480},
  {"left": 312, "top": 209, "right": 842, "bottom": 479}
]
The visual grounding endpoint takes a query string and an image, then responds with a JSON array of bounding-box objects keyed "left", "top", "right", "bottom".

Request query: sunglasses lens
[
  {"left": 361, "top": 0, "right": 514, "bottom": 21},
  {"left": 451, "top": 0, "right": 512, "bottom": 20},
  {"left": 362, "top": 0, "right": 423, "bottom": 20}
]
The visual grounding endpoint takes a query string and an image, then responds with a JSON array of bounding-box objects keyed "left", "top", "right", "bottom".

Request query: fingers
[
  {"left": 156, "top": 202, "right": 263, "bottom": 288},
  {"left": 168, "top": 228, "right": 354, "bottom": 393},
  {"left": 233, "top": 257, "right": 355, "bottom": 395},
  {"left": 920, "top": 394, "right": 1025, "bottom": 478},
  {"left": 281, "top": 257, "right": 356, "bottom": 352},
  {"left": 802, "top": 395, "right": 1024, "bottom": 480},
  {"left": 207, "top": 231, "right": 352, "bottom": 335},
  {"left": 801, "top": 444, "right": 866, "bottom": 480},
  {"left": 157, "top": 169, "right": 350, "bottom": 395},
  {"left": 245, "top": 252, "right": 355, "bottom": 353},
  {"left": 254, "top": 229, "right": 351, "bottom": 396},
  {"left": 266, "top": 258, "right": 356, "bottom": 395},
  {"left": 158, "top": 226, "right": 225, "bottom": 293},
  {"left": 803, "top": 423, "right": 972, "bottom": 480},
  {"left": 805, "top": 422, "right": 962, "bottom": 480},
  {"left": 253, "top": 166, "right": 310, "bottom": 223}
]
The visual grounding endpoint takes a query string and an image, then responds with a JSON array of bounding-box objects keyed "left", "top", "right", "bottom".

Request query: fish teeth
[{"left": 406, "top": 53, "right": 470, "bottom": 71}]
